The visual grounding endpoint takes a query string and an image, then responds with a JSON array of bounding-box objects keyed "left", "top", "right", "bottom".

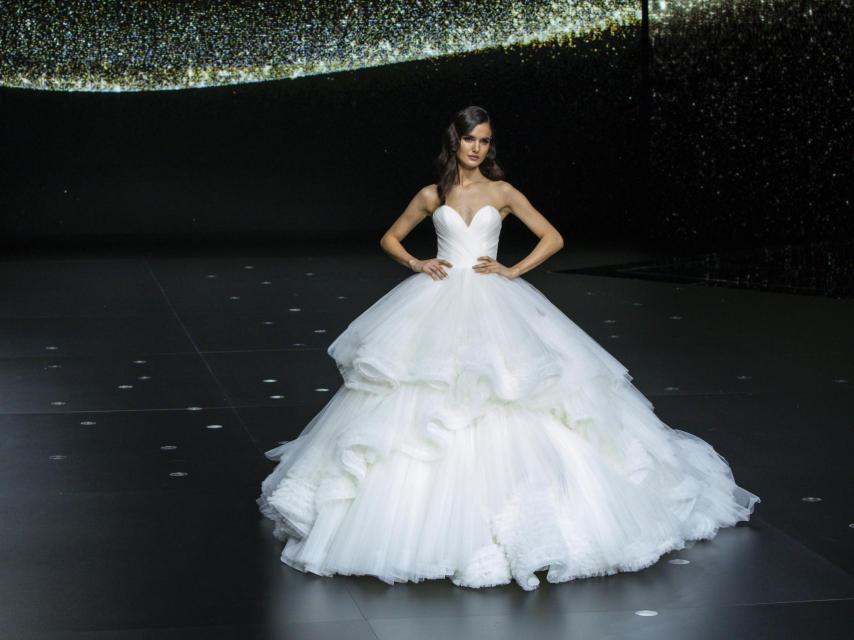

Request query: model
[{"left": 257, "top": 105, "right": 760, "bottom": 591}]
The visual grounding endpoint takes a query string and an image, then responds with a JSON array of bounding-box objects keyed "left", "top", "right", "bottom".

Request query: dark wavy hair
[{"left": 433, "top": 105, "right": 506, "bottom": 205}]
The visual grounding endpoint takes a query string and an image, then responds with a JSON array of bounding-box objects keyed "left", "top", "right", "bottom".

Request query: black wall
[
  {"left": 1, "top": 1, "right": 850, "bottom": 253},
  {"left": 0, "top": 27, "right": 644, "bottom": 245}
]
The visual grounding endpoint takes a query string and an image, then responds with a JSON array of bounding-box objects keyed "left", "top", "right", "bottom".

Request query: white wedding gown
[{"left": 257, "top": 204, "right": 760, "bottom": 591}]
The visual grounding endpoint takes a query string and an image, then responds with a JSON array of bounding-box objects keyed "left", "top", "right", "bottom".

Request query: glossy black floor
[
  {"left": 558, "top": 237, "right": 854, "bottom": 300},
  {"left": 1, "top": 233, "right": 852, "bottom": 639}
]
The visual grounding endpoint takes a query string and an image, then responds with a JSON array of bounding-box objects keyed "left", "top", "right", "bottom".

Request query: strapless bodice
[{"left": 432, "top": 205, "right": 502, "bottom": 269}]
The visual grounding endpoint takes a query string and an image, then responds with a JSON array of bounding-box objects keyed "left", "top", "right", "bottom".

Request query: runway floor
[{"left": 1, "top": 234, "right": 852, "bottom": 639}]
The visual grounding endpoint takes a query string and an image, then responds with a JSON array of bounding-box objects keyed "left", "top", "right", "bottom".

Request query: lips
[{"left": 468, "top": 155, "right": 479, "bottom": 160}]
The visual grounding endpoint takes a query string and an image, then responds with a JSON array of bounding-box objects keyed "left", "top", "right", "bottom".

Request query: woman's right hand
[{"left": 412, "top": 257, "right": 454, "bottom": 280}]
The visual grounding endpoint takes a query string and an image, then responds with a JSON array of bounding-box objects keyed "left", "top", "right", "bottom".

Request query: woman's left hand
[{"left": 473, "top": 256, "right": 516, "bottom": 278}]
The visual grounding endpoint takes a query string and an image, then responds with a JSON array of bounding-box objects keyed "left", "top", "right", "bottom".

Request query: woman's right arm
[{"left": 379, "top": 186, "right": 452, "bottom": 280}]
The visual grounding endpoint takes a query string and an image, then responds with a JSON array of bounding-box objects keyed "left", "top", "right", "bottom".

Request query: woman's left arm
[{"left": 474, "top": 181, "right": 564, "bottom": 279}]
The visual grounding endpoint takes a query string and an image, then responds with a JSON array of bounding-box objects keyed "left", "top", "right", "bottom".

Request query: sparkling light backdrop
[
  {"left": 650, "top": 0, "right": 853, "bottom": 246},
  {"left": 0, "top": 0, "right": 640, "bottom": 92},
  {"left": 0, "top": 0, "right": 850, "bottom": 250}
]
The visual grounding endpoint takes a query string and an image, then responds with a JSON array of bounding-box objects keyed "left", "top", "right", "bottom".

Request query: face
[{"left": 456, "top": 122, "right": 492, "bottom": 168}]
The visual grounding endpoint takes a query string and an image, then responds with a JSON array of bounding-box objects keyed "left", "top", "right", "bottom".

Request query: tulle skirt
[{"left": 257, "top": 265, "right": 760, "bottom": 590}]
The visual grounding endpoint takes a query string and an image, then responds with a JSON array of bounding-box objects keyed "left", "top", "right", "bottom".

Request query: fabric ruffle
[{"left": 257, "top": 267, "right": 760, "bottom": 590}]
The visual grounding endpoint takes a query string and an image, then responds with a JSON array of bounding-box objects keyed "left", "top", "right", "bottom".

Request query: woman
[{"left": 257, "top": 105, "right": 760, "bottom": 591}]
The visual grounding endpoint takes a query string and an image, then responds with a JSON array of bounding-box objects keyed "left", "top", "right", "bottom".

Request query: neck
[{"left": 456, "top": 164, "right": 485, "bottom": 187}]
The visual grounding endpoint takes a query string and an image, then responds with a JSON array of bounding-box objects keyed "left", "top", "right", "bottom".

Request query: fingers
[
  {"left": 428, "top": 263, "right": 448, "bottom": 280},
  {"left": 472, "top": 256, "right": 498, "bottom": 274},
  {"left": 424, "top": 258, "right": 453, "bottom": 280}
]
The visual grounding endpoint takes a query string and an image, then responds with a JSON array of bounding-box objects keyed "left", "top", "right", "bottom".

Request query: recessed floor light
[
  {"left": 206, "top": 424, "right": 223, "bottom": 429},
  {"left": 169, "top": 471, "right": 188, "bottom": 477},
  {"left": 48, "top": 454, "right": 66, "bottom": 460},
  {"left": 634, "top": 610, "right": 658, "bottom": 617}
]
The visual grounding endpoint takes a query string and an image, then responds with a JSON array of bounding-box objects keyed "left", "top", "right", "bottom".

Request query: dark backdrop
[
  {"left": 0, "top": 0, "right": 850, "bottom": 253},
  {"left": 0, "top": 30, "right": 644, "bottom": 244}
]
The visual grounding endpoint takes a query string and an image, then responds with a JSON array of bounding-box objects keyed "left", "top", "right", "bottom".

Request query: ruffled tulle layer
[{"left": 257, "top": 268, "right": 760, "bottom": 590}]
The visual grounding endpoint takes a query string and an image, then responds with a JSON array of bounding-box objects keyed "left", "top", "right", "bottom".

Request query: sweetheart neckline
[{"left": 436, "top": 204, "right": 501, "bottom": 228}]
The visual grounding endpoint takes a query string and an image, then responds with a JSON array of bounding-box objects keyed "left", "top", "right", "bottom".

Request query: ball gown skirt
[{"left": 256, "top": 205, "right": 761, "bottom": 591}]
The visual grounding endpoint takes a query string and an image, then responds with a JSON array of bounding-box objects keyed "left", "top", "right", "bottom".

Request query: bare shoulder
[
  {"left": 416, "top": 183, "right": 442, "bottom": 216},
  {"left": 492, "top": 180, "right": 527, "bottom": 215},
  {"left": 493, "top": 179, "right": 521, "bottom": 200}
]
